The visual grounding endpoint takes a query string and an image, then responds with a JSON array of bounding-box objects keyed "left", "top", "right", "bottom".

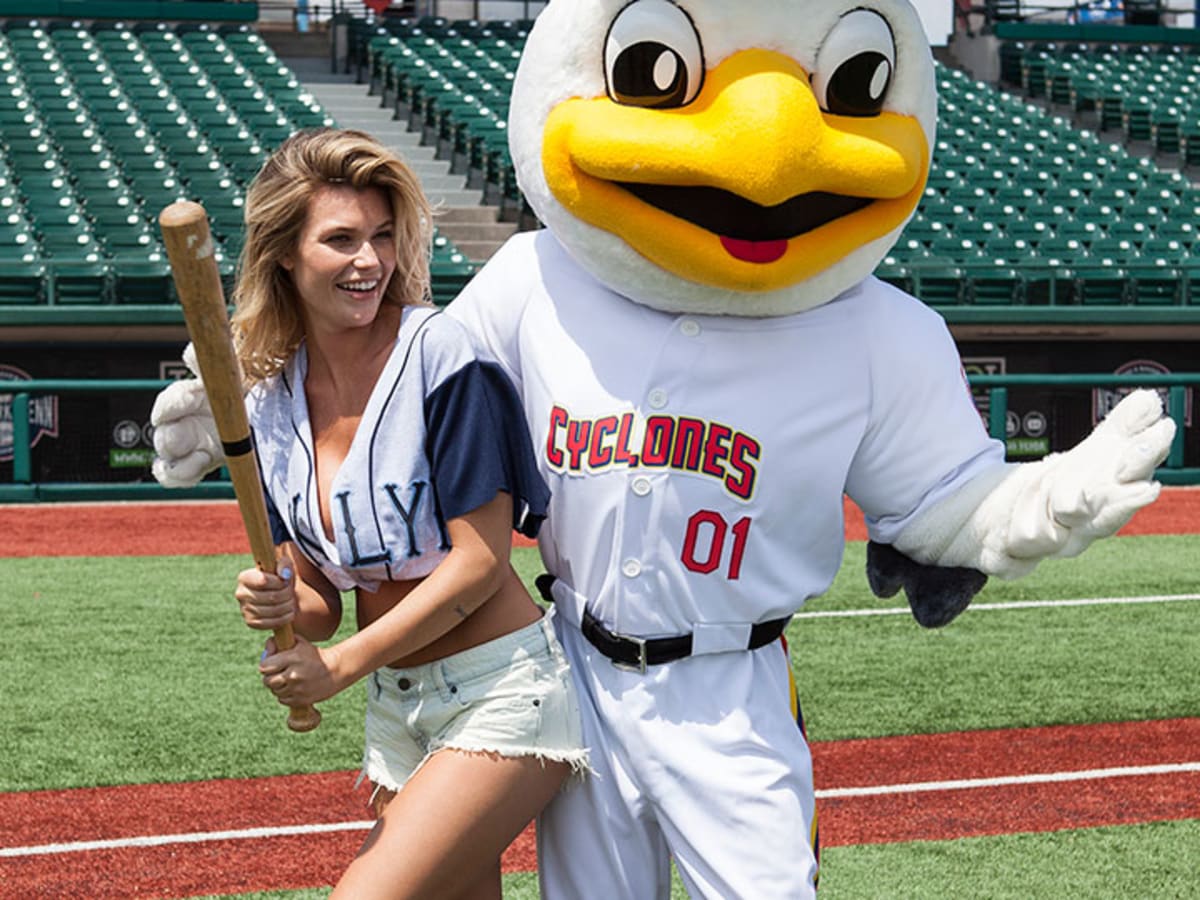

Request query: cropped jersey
[{"left": 246, "top": 305, "right": 550, "bottom": 593}]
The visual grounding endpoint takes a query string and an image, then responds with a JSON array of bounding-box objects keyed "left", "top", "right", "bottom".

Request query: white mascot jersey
[
  {"left": 441, "top": 2, "right": 995, "bottom": 897},
  {"left": 451, "top": 232, "right": 1002, "bottom": 636}
]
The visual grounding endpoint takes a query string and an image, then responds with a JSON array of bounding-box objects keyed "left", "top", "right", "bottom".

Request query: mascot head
[{"left": 509, "top": 0, "right": 937, "bottom": 317}]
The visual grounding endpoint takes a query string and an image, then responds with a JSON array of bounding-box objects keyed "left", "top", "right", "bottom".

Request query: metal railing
[
  {"left": 972, "top": 372, "right": 1197, "bottom": 484},
  {"left": 1, "top": 379, "right": 232, "bottom": 503},
  {"left": 2, "top": 373, "right": 1198, "bottom": 501}
]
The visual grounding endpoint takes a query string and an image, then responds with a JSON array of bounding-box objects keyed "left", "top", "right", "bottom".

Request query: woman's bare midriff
[{"left": 356, "top": 566, "right": 544, "bottom": 669}]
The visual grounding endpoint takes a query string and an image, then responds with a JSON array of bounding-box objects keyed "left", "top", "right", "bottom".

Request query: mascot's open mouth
[{"left": 615, "top": 182, "right": 874, "bottom": 264}]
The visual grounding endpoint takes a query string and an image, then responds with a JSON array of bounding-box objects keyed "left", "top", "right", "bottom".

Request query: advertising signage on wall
[
  {"left": 0, "top": 364, "right": 59, "bottom": 464},
  {"left": 1093, "top": 359, "right": 1193, "bottom": 428},
  {"left": 0, "top": 341, "right": 1194, "bottom": 482},
  {"left": 0, "top": 346, "right": 183, "bottom": 482},
  {"left": 958, "top": 342, "right": 1197, "bottom": 468}
]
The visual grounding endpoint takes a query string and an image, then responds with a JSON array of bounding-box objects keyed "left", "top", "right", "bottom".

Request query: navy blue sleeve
[{"left": 425, "top": 360, "right": 550, "bottom": 538}]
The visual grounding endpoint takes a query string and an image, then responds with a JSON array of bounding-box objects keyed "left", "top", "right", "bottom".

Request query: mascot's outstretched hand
[
  {"left": 894, "top": 388, "right": 1175, "bottom": 582},
  {"left": 149, "top": 343, "right": 224, "bottom": 488}
]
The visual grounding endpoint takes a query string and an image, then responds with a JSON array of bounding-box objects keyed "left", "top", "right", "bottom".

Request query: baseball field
[{"left": 1, "top": 491, "right": 1198, "bottom": 898}]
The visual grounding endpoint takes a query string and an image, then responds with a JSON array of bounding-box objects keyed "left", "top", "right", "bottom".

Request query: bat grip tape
[{"left": 222, "top": 436, "right": 254, "bottom": 458}]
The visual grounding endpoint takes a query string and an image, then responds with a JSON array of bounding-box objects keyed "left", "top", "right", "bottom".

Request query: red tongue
[{"left": 719, "top": 236, "right": 788, "bottom": 264}]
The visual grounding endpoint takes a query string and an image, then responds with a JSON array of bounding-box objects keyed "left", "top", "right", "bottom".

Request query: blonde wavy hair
[{"left": 231, "top": 128, "right": 434, "bottom": 383}]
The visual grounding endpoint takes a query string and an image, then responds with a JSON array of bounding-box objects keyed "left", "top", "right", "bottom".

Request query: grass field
[{"left": 3, "top": 526, "right": 1198, "bottom": 897}]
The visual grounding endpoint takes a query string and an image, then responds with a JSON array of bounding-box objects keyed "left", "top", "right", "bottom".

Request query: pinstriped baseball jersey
[
  {"left": 247, "top": 305, "right": 550, "bottom": 593},
  {"left": 449, "top": 230, "right": 1004, "bottom": 635}
]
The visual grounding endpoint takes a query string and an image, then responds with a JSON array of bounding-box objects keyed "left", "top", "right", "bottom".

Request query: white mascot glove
[
  {"left": 895, "top": 389, "right": 1176, "bottom": 579},
  {"left": 150, "top": 343, "right": 227, "bottom": 488}
]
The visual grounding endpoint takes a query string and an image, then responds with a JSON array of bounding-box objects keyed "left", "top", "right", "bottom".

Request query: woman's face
[{"left": 283, "top": 184, "right": 397, "bottom": 335}]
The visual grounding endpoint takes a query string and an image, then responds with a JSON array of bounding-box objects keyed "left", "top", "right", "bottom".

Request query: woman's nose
[{"left": 355, "top": 240, "right": 380, "bottom": 267}]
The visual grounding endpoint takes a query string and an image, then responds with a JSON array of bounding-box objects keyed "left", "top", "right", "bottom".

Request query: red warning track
[
  {"left": 2, "top": 719, "right": 1198, "bottom": 897},
  {"left": 2, "top": 487, "right": 1198, "bottom": 557}
]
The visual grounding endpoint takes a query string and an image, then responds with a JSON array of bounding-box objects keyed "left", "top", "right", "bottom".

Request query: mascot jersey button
[
  {"left": 679, "top": 320, "right": 701, "bottom": 337},
  {"left": 648, "top": 389, "right": 668, "bottom": 409},
  {"left": 622, "top": 559, "right": 642, "bottom": 578},
  {"left": 631, "top": 477, "right": 652, "bottom": 496}
]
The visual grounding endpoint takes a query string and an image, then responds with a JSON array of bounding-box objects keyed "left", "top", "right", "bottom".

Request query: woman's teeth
[{"left": 338, "top": 280, "right": 379, "bottom": 294}]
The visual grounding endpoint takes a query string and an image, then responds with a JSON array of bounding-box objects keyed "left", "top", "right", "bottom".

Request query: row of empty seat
[
  {"left": 3, "top": 13, "right": 1197, "bottom": 313},
  {"left": 0, "top": 17, "right": 473, "bottom": 307},
  {"left": 351, "top": 17, "right": 1200, "bottom": 310},
  {"left": 356, "top": 16, "right": 532, "bottom": 215},
  {"left": 1003, "top": 40, "right": 1200, "bottom": 162},
  {"left": 884, "top": 64, "right": 1200, "bottom": 306},
  {"left": 0, "top": 19, "right": 328, "bottom": 304}
]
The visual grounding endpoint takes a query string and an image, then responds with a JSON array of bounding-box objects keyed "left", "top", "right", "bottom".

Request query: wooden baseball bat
[{"left": 159, "top": 200, "right": 321, "bottom": 734}]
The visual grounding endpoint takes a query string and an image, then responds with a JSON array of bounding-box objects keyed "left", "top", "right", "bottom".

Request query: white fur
[
  {"left": 508, "top": 0, "right": 937, "bottom": 317},
  {"left": 893, "top": 389, "right": 1176, "bottom": 579}
]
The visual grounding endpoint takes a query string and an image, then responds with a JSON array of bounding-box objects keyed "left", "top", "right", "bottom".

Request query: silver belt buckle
[{"left": 611, "top": 632, "right": 648, "bottom": 674}]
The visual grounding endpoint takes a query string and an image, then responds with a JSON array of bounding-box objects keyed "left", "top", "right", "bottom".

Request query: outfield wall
[{"left": 1, "top": 339, "right": 1196, "bottom": 488}]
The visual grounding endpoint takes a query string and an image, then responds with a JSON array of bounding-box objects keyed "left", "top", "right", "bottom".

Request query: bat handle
[{"left": 272, "top": 622, "right": 323, "bottom": 733}]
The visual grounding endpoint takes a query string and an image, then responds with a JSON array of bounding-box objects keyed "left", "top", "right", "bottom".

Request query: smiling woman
[
  {"left": 150, "top": 128, "right": 589, "bottom": 900},
  {"left": 229, "top": 130, "right": 432, "bottom": 383},
  {"left": 281, "top": 185, "right": 397, "bottom": 334}
]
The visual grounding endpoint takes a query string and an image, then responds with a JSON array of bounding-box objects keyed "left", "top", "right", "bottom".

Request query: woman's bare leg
[{"left": 330, "top": 751, "right": 570, "bottom": 900}]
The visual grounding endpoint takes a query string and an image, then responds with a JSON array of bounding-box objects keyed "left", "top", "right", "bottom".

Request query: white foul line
[
  {"left": 816, "top": 761, "right": 1200, "bottom": 799},
  {"left": 0, "top": 820, "right": 373, "bottom": 858},
  {"left": 795, "top": 593, "right": 1200, "bottom": 620},
  {"left": 5, "top": 760, "right": 1200, "bottom": 859}
]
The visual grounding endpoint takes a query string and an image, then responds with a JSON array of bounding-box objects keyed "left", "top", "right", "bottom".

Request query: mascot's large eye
[
  {"left": 605, "top": 0, "right": 704, "bottom": 109},
  {"left": 812, "top": 9, "right": 896, "bottom": 117}
]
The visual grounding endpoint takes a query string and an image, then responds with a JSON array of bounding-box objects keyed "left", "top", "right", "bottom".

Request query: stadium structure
[{"left": 0, "top": 0, "right": 1196, "bottom": 499}]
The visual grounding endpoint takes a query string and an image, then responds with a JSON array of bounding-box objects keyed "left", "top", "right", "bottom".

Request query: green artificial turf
[
  {"left": 3, "top": 536, "right": 1198, "bottom": 899},
  {"left": 817, "top": 819, "right": 1200, "bottom": 899},
  {"left": 795, "top": 535, "right": 1200, "bottom": 741},
  {"left": 197, "top": 820, "right": 1200, "bottom": 899},
  {"left": 2, "top": 535, "right": 1197, "bottom": 791},
  {"left": 1, "top": 554, "right": 364, "bottom": 791}
]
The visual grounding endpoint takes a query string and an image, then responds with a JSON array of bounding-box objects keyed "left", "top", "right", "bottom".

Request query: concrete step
[
  {"left": 417, "top": 174, "right": 477, "bottom": 192},
  {"left": 430, "top": 189, "right": 486, "bottom": 207},
  {"left": 263, "top": 31, "right": 332, "bottom": 60},
  {"left": 437, "top": 205, "right": 501, "bottom": 224},
  {"left": 445, "top": 239, "right": 509, "bottom": 263},
  {"left": 284, "top": 54, "right": 503, "bottom": 254},
  {"left": 435, "top": 220, "right": 519, "bottom": 243}
]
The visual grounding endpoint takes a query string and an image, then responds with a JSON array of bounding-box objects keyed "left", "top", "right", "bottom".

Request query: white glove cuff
[{"left": 893, "top": 461, "right": 1060, "bottom": 581}]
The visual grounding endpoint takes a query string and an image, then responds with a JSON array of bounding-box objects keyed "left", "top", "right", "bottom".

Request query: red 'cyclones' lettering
[
  {"left": 545, "top": 406, "right": 760, "bottom": 499},
  {"left": 547, "top": 406, "right": 568, "bottom": 467}
]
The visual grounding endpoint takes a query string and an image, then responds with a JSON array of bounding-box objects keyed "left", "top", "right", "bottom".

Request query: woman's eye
[
  {"left": 812, "top": 9, "right": 896, "bottom": 117},
  {"left": 605, "top": 0, "right": 704, "bottom": 109}
]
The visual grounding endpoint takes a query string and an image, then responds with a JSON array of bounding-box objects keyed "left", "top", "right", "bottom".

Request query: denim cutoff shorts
[{"left": 360, "top": 611, "right": 588, "bottom": 794}]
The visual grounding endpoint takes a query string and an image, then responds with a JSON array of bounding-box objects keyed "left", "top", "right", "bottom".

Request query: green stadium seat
[
  {"left": 1128, "top": 258, "right": 1183, "bottom": 305},
  {"left": 875, "top": 253, "right": 915, "bottom": 294},
  {"left": 50, "top": 259, "right": 110, "bottom": 305},
  {"left": 964, "top": 263, "right": 1024, "bottom": 305},
  {"left": 0, "top": 259, "right": 47, "bottom": 304},
  {"left": 911, "top": 262, "right": 967, "bottom": 305},
  {"left": 1075, "top": 259, "right": 1131, "bottom": 305},
  {"left": 109, "top": 251, "right": 174, "bottom": 304},
  {"left": 1006, "top": 218, "right": 1052, "bottom": 246}
]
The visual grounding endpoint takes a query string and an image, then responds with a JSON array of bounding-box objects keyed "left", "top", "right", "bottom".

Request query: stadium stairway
[{"left": 281, "top": 55, "right": 517, "bottom": 266}]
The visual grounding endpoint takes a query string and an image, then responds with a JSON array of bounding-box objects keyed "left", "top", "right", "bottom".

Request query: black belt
[{"left": 536, "top": 574, "right": 790, "bottom": 673}]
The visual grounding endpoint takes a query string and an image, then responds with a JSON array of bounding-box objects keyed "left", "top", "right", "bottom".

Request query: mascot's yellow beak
[{"left": 542, "top": 48, "right": 929, "bottom": 293}]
